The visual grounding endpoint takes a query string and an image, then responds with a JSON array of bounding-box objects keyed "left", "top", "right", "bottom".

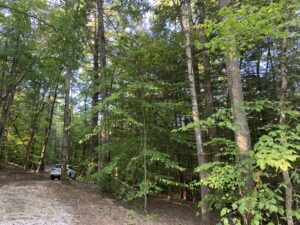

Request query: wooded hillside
[{"left": 0, "top": 0, "right": 299, "bottom": 224}]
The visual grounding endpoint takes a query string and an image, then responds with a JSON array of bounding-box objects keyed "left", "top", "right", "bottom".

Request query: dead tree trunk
[{"left": 181, "top": 1, "right": 210, "bottom": 224}]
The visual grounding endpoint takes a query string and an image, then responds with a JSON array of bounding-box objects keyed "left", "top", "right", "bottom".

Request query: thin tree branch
[
  {"left": 11, "top": 123, "right": 27, "bottom": 151},
  {"left": 0, "top": 4, "right": 57, "bottom": 31}
]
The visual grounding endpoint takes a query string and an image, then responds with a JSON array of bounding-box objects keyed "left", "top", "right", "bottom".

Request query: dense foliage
[{"left": 0, "top": 0, "right": 299, "bottom": 224}]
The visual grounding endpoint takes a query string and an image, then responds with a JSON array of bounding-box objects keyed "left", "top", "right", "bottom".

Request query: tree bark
[
  {"left": 37, "top": 85, "right": 58, "bottom": 172},
  {"left": 91, "top": 3, "right": 100, "bottom": 161},
  {"left": 218, "top": 1, "right": 253, "bottom": 223},
  {"left": 218, "top": 0, "right": 252, "bottom": 161},
  {"left": 225, "top": 47, "right": 251, "bottom": 159},
  {"left": 142, "top": 113, "right": 148, "bottom": 212},
  {"left": 24, "top": 90, "right": 47, "bottom": 170},
  {"left": 0, "top": 55, "right": 19, "bottom": 155},
  {"left": 62, "top": 64, "right": 72, "bottom": 171},
  {"left": 181, "top": 1, "right": 210, "bottom": 224},
  {"left": 95, "top": 0, "right": 109, "bottom": 166},
  {"left": 96, "top": 0, "right": 106, "bottom": 71},
  {"left": 278, "top": 37, "right": 294, "bottom": 225},
  {"left": 24, "top": 114, "right": 38, "bottom": 170},
  {"left": 0, "top": 84, "right": 16, "bottom": 155},
  {"left": 198, "top": 3, "right": 217, "bottom": 161}
]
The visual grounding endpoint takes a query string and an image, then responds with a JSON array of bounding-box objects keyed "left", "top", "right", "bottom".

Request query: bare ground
[{"left": 0, "top": 167, "right": 198, "bottom": 225}]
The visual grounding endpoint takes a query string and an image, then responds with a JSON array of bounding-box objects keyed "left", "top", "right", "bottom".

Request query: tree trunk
[
  {"left": 225, "top": 47, "right": 251, "bottom": 159},
  {"left": 225, "top": 42, "right": 255, "bottom": 225},
  {"left": 37, "top": 85, "right": 58, "bottom": 172},
  {"left": 198, "top": 5, "right": 217, "bottom": 160},
  {"left": 24, "top": 91, "right": 47, "bottom": 170},
  {"left": 143, "top": 119, "right": 148, "bottom": 212},
  {"left": 0, "top": 85, "right": 16, "bottom": 155},
  {"left": 218, "top": 0, "right": 252, "bottom": 161},
  {"left": 95, "top": 0, "right": 109, "bottom": 167},
  {"left": 218, "top": 1, "right": 253, "bottom": 224},
  {"left": 0, "top": 56, "right": 19, "bottom": 155},
  {"left": 278, "top": 37, "right": 294, "bottom": 225},
  {"left": 62, "top": 64, "right": 72, "bottom": 171},
  {"left": 181, "top": 1, "right": 210, "bottom": 224},
  {"left": 91, "top": 3, "right": 100, "bottom": 161},
  {"left": 24, "top": 119, "right": 38, "bottom": 170},
  {"left": 96, "top": 0, "right": 106, "bottom": 71}
]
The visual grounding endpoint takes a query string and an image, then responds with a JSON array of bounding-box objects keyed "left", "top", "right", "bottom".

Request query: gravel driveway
[
  {"left": 0, "top": 169, "right": 198, "bottom": 225},
  {"left": 0, "top": 181, "right": 73, "bottom": 225}
]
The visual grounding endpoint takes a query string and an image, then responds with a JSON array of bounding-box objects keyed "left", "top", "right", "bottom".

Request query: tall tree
[
  {"left": 92, "top": 0, "right": 108, "bottom": 168},
  {"left": 60, "top": 0, "right": 89, "bottom": 171},
  {"left": 24, "top": 87, "right": 48, "bottom": 170},
  {"left": 62, "top": 63, "right": 72, "bottom": 171},
  {"left": 218, "top": 0, "right": 252, "bottom": 162},
  {"left": 91, "top": 1, "right": 101, "bottom": 162},
  {"left": 37, "top": 85, "right": 58, "bottom": 172},
  {"left": 95, "top": 0, "right": 109, "bottom": 166},
  {"left": 0, "top": 1, "right": 38, "bottom": 155},
  {"left": 197, "top": 2, "right": 217, "bottom": 160},
  {"left": 180, "top": 0, "right": 210, "bottom": 224},
  {"left": 279, "top": 37, "right": 294, "bottom": 225},
  {"left": 61, "top": 1, "right": 73, "bottom": 171}
]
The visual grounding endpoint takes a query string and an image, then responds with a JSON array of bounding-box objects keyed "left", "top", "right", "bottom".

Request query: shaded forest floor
[{"left": 0, "top": 165, "right": 198, "bottom": 225}]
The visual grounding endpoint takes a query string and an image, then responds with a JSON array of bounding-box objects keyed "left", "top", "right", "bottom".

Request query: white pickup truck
[{"left": 50, "top": 164, "right": 76, "bottom": 180}]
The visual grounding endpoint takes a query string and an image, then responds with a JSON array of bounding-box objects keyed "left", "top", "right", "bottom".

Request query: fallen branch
[{"left": 6, "top": 161, "right": 23, "bottom": 169}]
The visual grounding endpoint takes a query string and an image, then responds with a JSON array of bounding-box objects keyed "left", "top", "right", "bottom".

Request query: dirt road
[{"left": 0, "top": 169, "right": 198, "bottom": 225}]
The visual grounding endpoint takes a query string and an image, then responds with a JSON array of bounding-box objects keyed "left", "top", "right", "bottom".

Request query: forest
[{"left": 0, "top": 0, "right": 299, "bottom": 224}]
